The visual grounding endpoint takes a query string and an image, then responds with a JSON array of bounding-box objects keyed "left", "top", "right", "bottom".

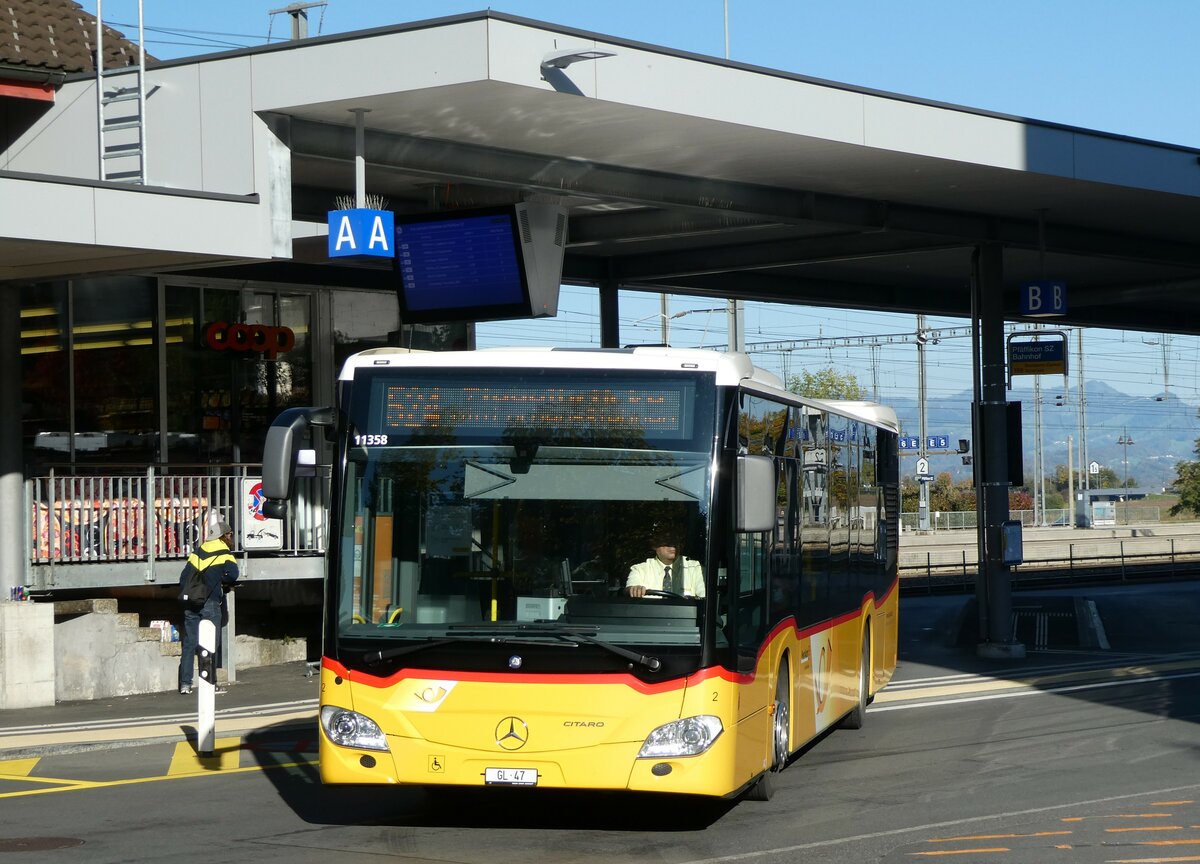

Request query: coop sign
[
  {"left": 204, "top": 322, "right": 295, "bottom": 359},
  {"left": 328, "top": 208, "right": 395, "bottom": 259}
]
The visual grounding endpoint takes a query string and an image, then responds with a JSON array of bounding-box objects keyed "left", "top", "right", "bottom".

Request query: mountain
[{"left": 885, "top": 381, "right": 1200, "bottom": 490}]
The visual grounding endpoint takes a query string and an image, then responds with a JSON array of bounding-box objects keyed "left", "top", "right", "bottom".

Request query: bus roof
[
  {"left": 343, "top": 345, "right": 768, "bottom": 385},
  {"left": 343, "top": 346, "right": 899, "bottom": 431}
]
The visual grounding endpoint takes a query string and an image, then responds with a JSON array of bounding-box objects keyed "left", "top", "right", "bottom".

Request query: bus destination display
[{"left": 378, "top": 382, "right": 691, "bottom": 438}]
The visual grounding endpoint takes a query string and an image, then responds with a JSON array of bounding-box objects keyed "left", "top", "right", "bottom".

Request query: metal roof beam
[
  {"left": 283, "top": 116, "right": 1200, "bottom": 269},
  {"left": 607, "top": 231, "right": 969, "bottom": 280}
]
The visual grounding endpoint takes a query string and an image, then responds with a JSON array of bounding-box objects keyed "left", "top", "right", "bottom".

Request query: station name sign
[{"left": 1008, "top": 337, "right": 1066, "bottom": 376}]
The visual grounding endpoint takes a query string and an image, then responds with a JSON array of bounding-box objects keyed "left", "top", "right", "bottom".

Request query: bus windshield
[{"left": 336, "top": 369, "right": 716, "bottom": 648}]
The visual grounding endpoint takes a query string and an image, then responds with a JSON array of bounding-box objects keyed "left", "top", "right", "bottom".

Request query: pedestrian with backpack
[{"left": 178, "top": 519, "right": 239, "bottom": 695}]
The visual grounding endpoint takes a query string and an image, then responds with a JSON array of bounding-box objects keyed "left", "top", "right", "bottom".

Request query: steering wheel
[{"left": 643, "top": 588, "right": 687, "bottom": 600}]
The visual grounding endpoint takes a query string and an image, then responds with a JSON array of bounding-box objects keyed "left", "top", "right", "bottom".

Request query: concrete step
[{"left": 53, "top": 598, "right": 118, "bottom": 617}]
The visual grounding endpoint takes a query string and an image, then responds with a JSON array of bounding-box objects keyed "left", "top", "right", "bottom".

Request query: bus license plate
[{"left": 485, "top": 767, "right": 538, "bottom": 786}]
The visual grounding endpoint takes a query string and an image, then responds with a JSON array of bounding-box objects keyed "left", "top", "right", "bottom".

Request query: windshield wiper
[
  {"left": 552, "top": 632, "right": 662, "bottom": 672},
  {"left": 362, "top": 638, "right": 460, "bottom": 665},
  {"left": 364, "top": 634, "right": 576, "bottom": 665},
  {"left": 448, "top": 623, "right": 662, "bottom": 671}
]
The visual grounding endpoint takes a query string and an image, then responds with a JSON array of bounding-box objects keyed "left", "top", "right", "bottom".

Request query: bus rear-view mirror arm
[{"left": 262, "top": 406, "right": 336, "bottom": 519}]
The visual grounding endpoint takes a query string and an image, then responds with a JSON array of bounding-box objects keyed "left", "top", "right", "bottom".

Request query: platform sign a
[
  {"left": 242, "top": 477, "right": 283, "bottom": 550},
  {"left": 328, "top": 208, "right": 395, "bottom": 259}
]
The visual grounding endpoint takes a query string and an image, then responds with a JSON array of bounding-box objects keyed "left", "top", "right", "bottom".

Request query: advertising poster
[{"left": 242, "top": 477, "right": 283, "bottom": 550}]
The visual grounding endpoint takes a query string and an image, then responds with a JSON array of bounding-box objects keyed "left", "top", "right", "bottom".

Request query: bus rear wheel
[{"left": 840, "top": 631, "right": 870, "bottom": 730}]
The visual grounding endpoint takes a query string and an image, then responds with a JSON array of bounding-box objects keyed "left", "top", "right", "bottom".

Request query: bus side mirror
[
  {"left": 736, "top": 454, "right": 775, "bottom": 532},
  {"left": 262, "top": 406, "right": 334, "bottom": 518}
]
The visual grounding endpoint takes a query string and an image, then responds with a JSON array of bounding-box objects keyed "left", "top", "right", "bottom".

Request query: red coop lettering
[{"left": 203, "top": 322, "right": 296, "bottom": 359}]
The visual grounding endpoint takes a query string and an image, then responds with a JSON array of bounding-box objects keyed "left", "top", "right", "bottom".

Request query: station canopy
[{"left": 23, "top": 11, "right": 1200, "bottom": 333}]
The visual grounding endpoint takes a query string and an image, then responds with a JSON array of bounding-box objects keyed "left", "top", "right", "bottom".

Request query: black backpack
[{"left": 178, "top": 560, "right": 209, "bottom": 607}]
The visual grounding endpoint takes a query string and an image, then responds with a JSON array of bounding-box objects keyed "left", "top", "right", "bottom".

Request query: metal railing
[
  {"left": 900, "top": 535, "right": 1200, "bottom": 586},
  {"left": 26, "top": 466, "right": 328, "bottom": 566},
  {"left": 901, "top": 507, "right": 1164, "bottom": 531}
]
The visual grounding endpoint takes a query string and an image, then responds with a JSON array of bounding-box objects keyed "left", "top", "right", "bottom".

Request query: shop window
[
  {"left": 165, "top": 285, "right": 312, "bottom": 466},
  {"left": 70, "top": 277, "right": 159, "bottom": 467},
  {"left": 20, "top": 282, "right": 70, "bottom": 469}
]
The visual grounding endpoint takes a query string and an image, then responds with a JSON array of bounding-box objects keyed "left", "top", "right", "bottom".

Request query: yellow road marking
[
  {"left": 911, "top": 848, "right": 1010, "bottom": 856},
  {"left": 1113, "top": 814, "right": 1177, "bottom": 819},
  {"left": 929, "top": 832, "right": 1072, "bottom": 842},
  {"left": 1108, "top": 827, "right": 1184, "bottom": 833},
  {"left": 0, "top": 708, "right": 315, "bottom": 754},
  {"left": 0, "top": 757, "right": 314, "bottom": 799},
  {"left": 1156, "top": 802, "right": 1195, "bottom": 806},
  {"left": 0, "top": 774, "right": 95, "bottom": 788},
  {"left": 1064, "top": 815, "right": 1181, "bottom": 823},
  {"left": 167, "top": 737, "right": 243, "bottom": 774},
  {"left": 0, "top": 758, "right": 40, "bottom": 777}
]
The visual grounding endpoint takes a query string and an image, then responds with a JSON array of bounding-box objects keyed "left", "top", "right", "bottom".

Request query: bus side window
[{"left": 735, "top": 531, "right": 767, "bottom": 664}]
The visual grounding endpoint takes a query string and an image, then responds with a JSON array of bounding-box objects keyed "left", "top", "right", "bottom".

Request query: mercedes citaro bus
[{"left": 262, "top": 346, "right": 899, "bottom": 800}]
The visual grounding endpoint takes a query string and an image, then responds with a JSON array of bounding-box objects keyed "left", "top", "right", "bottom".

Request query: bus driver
[{"left": 625, "top": 530, "right": 705, "bottom": 599}]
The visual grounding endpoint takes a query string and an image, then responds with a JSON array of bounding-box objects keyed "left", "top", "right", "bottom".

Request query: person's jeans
[{"left": 178, "top": 598, "right": 226, "bottom": 688}]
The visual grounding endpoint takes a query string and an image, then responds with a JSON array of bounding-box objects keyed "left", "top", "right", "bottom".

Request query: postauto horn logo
[{"left": 203, "top": 321, "right": 295, "bottom": 359}]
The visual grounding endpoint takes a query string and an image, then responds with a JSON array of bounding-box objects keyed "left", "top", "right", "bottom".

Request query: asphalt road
[{"left": 3, "top": 582, "right": 1200, "bottom": 864}]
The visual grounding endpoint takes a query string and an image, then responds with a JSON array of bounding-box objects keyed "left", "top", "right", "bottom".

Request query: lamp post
[{"left": 1117, "top": 427, "right": 1134, "bottom": 524}]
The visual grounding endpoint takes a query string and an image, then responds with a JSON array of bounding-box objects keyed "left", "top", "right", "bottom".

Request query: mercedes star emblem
[{"left": 495, "top": 716, "right": 529, "bottom": 750}]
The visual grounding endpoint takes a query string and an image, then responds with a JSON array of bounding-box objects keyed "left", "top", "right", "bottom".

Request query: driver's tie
[{"left": 663, "top": 565, "right": 672, "bottom": 592}]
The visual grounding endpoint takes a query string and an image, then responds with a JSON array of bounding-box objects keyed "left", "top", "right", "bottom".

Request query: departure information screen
[{"left": 396, "top": 212, "right": 526, "bottom": 312}]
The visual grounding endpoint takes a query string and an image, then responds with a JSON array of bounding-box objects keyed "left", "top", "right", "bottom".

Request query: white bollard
[{"left": 197, "top": 618, "right": 217, "bottom": 755}]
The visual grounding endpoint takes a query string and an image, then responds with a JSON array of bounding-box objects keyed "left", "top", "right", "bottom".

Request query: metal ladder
[{"left": 95, "top": 1, "right": 147, "bottom": 184}]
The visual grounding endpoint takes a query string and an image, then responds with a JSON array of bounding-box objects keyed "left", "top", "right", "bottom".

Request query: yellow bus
[{"left": 263, "top": 347, "right": 898, "bottom": 800}]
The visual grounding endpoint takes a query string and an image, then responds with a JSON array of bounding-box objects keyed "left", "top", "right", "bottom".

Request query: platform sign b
[{"left": 1021, "top": 280, "right": 1067, "bottom": 317}]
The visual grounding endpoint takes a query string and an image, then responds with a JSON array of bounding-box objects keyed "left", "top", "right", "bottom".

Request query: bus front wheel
[{"left": 744, "top": 659, "right": 790, "bottom": 801}]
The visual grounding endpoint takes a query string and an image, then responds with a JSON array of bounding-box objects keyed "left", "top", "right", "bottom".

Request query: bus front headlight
[
  {"left": 320, "top": 705, "right": 389, "bottom": 752},
  {"left": 638, "top": 715, "right": 723, "bottom": 758}
]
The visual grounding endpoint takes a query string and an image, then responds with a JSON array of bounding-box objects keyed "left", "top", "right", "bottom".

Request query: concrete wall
[
  {"left": 0, "top": 601, "right": 55, "bottom": 709},
  {"left": 50, "top": 599, "right": 307, "bottom": 702},
  {"left": 54, "top": 599, "right": 180, "bottom": 700}
]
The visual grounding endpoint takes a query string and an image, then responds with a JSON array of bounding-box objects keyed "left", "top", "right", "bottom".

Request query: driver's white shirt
[{"left": 626, "top": 557, "right": 705, "bottom": 598}]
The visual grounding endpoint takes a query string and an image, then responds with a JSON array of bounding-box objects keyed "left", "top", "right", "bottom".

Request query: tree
[
  {"left": 787, "top": 368, "right": 867, "bottom": 401},
  {"left": 1094, "top": 465, "right": 1135, "bottom": 489},
  {"left": 1009, "top": 488, "right": 1034, "bottom": 511},
  {"left": 1170, "top": 440, "right": 1200, "bottom": 516},
  {"left": 929, "top": 472, "right": 976, "bottom": 512}
]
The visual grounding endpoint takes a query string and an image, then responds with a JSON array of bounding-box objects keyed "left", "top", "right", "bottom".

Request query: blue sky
[{"left": 81, "top": 1, "right": 1200, "bottom": 449}]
